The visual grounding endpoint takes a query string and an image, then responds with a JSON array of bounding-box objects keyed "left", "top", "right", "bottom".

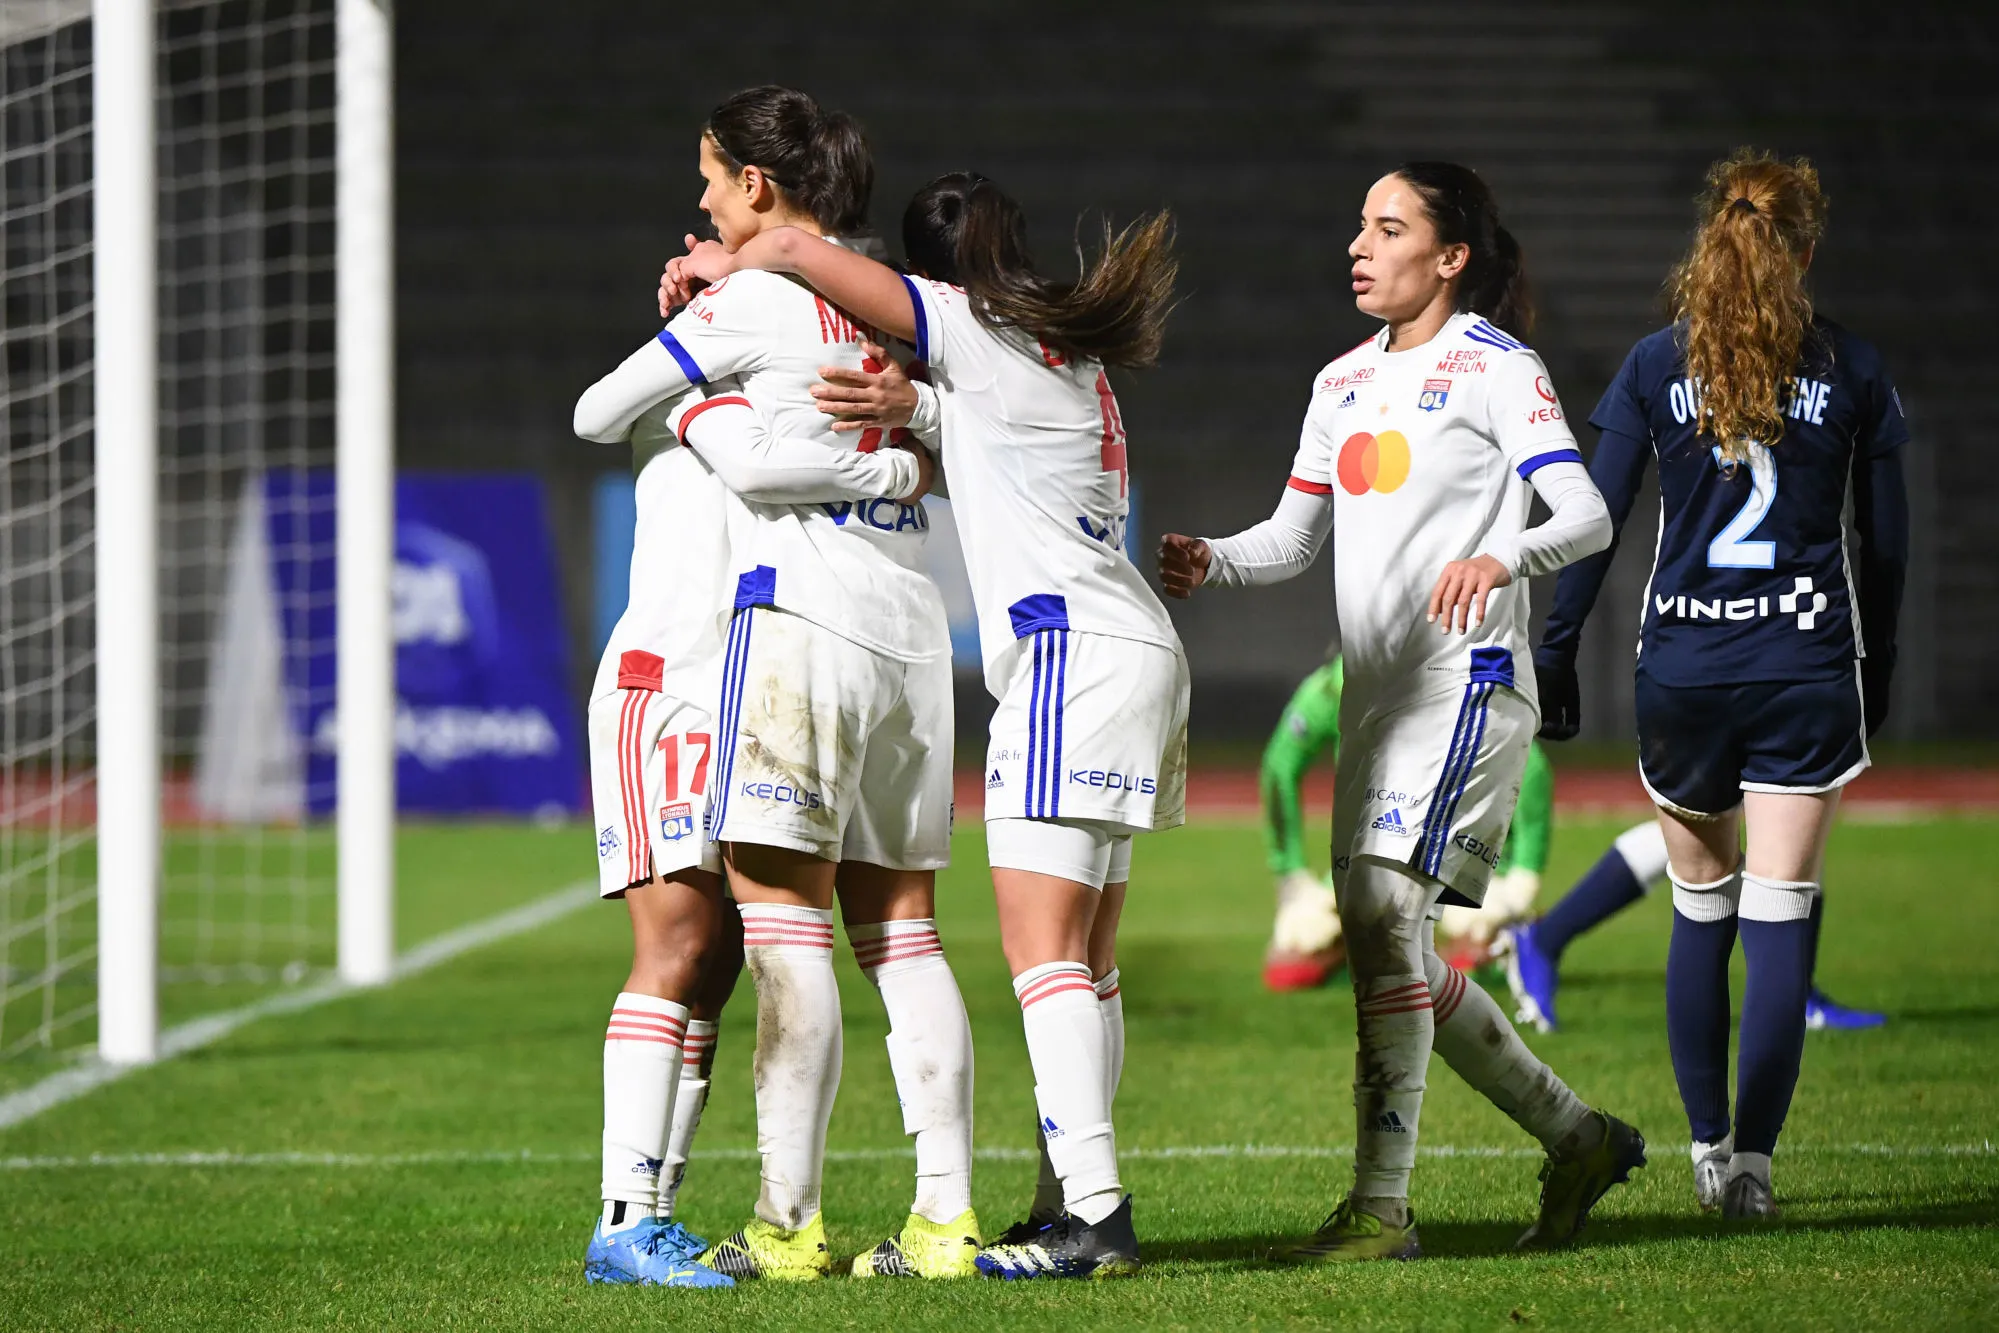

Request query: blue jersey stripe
[
  {"left": 1429, "top": 684, "right": 1494, "bottom": 873},
  {"left": 1051, "top": 630, "right": 1068, "bottom": 818},
  {"left": 899, "top": 274, "right": 930, "bottom": 364},
  {"left": 1516, "top": 448, "right": 1584, "bottom": 480},
  {"left": 656, "top": 329, "right": 708, "bottom": 386}
]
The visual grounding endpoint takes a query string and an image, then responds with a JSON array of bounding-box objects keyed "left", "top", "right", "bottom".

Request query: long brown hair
[
  {"left": 901, "top": 173, "right": 1177, "bottom": 369},
  {"left": 1668, "top": 149, "right": 1829, "bottom": 464},
  {"left": 1393, "top": 161, "right": 1534, "bottom": 339}
]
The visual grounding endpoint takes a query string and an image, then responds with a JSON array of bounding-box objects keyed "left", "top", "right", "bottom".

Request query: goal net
[{"left": 1, "top": 0, "right": 339, "bottom": 1064}]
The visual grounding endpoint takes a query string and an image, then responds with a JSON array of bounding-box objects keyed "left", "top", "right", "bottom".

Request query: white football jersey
[
  {"left": 590, "top": 392, "right": 737, "bottom": 702},
  {"left": 1289, "top": 311, "right": 1582, "bottom": 702},
  {"left": 660, "top": 266, "right": 947, "bottom": 662},
  {"left": 903, "top": 277, "right": 1181, "bottom": 695}
]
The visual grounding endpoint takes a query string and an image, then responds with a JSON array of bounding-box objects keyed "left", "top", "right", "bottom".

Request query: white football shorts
[
  {"left": 1332, "top": 659, "right": 1535, "bottom": 908},
  {"left": 711, "top": 605, "right": 953, "bottom": 869},
  {"left": 587, "top": 651, "right": 724, "bottom": 896},
  {"left": 984, "top": 629, "right": 1188, "bottom": 834}
]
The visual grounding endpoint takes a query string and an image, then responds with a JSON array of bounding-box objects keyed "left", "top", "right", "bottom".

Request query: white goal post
[{"left": 79, "top": 0, "right": 394, "bottom": 1064}]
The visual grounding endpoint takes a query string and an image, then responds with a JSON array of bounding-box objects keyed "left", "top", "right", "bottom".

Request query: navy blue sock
[
  {"left": 1666, "top": 908, "right": 1737, "bottom": 1145},
  {"left": 1536, "top": 847, "right": 1646, "bottom": 962},
  {"left": 1735, "top": 912, "right": 1815, "bottom": 1156},
  {"left": 1805, "top": 893, "right": 1826, "bottom": 987}
]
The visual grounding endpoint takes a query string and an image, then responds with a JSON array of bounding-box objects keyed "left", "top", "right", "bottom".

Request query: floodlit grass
[{"left": 2, "top": 816, "right": 1994, "bottom": 1329}]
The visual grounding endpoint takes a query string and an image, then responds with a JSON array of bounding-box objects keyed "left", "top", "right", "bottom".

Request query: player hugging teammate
[
  {"left": 672, "top": 168, "right": 1187, "bottom": 1279},
  {"left": 573, "top": 86, "right": 975, "bottom": 1287},
  {"left": 568, "top": 76, "right": 1894, "bottom": 1287},
  {"left": 1163, "top": 162, "right": 1646, "bottom": 1259}
]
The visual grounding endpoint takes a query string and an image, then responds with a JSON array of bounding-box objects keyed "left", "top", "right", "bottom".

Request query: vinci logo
[{"left": 1336, "top": 430, "right": 1411, "bottom": 496}]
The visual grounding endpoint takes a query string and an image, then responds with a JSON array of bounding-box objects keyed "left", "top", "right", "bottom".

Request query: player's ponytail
[
  {"left": 704, "top": 86, "right": 874, "bottom": 236},
  {"left": 1669, "top": 148, "right": 1828, "bottom": 465},
  {"left": 902, "top": 172, "right": 1178, "bottom": 370},
  {"left": 1392, "top": 161, "right": 1534, "bottom": 340}
]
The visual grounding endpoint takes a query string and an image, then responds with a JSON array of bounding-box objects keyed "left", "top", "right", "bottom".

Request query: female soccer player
[
  {"left": 1158, "top": 162, "right": 1643, "bottom": 1260},
  {"left": 1530, "top": 150, "right": 1908, "bottom": 1216},
  {"left": 573, "top": 377, "right": 927, "bottom": 1288},
  {"left": 574, "top": 86, "right": 980, "bottom": 1282},
  {"left": 669, "top": 172, "right": 1186, "bottom": 1280}
]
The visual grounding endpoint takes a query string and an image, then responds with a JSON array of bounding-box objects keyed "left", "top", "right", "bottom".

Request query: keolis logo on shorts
[
  {"left": 740, "top": 780, "right": 823, "bottom": 810},
  {"left": 1069, "top": 768, "right": 1156, "bottom": 795}
]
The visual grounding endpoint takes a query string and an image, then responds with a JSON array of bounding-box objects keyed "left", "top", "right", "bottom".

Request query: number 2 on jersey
[{"left": 1707, "top": 445, "right": 1777, "bottom": 569}]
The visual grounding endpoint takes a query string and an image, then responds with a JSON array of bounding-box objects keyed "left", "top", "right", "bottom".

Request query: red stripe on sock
[
  {"left": 854, "top": 940, "right": 944, "bottom": 968},
  {"left": 606, "top": 1031, "right": 682, "bottom": 1046},
  {"left": 1097, "top": 984, "right": 1121, "bottom": 1001},
  {"left": 1016, "top": 969, "right": 1096, "bottom": 1007},
  {"left": 1434, "top": 969, "right": 1468, "bottom": 1025},
  {"left": 1357, "top": 999, "right": 1435, "bottom": 1017},
  {"left": 1369, "top": 980, "right": 1431, "bottom": 1001}
]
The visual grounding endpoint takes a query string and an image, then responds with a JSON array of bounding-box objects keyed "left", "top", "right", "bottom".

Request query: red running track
[
  {"left": 955, "top": 765, "right": 1999, "bottom": 820},
  {"left": 4, "top": 766, "right": 1995, "bottom": 827}
]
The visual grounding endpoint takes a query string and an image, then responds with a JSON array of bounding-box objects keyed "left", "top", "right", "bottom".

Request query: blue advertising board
[{"left": 265, "top": 471, "right": 581, "bottom": 817}]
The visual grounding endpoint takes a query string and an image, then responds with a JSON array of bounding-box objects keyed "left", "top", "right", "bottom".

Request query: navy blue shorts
[{"left": 1634, "top": 668, "right": 1869, "bottom": 818}]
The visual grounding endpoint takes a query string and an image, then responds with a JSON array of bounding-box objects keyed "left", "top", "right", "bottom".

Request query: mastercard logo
[{"left": 1336, "top": 430, "right": 1410, "bottom": 495}]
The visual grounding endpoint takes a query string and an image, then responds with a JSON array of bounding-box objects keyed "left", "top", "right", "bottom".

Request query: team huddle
[{"left": 572, "top": 84, "right": 1908, "bottom": 1287}]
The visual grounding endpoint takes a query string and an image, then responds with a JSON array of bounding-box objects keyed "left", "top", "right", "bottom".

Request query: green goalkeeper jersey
[{"left": 1259, "top": 657, "right": 1552, "bottom": 876}]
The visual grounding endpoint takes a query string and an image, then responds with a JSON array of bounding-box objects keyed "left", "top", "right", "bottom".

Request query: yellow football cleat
[
  {"left": 1281, "top": 1199, "right": 1422, "bottom": 1263},
  {"left": 697, "top": 1214, "right": 831, "bottom": 1282},
  {"left": 851, "top": 1209, "right": 983, "bottom": 1278}
]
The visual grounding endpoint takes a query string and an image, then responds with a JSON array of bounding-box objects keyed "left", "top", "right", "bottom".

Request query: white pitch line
[
  {"left": 5, "top": 1141, "right": 1994, "bottom": 1172},
  {"left": 0, "top": 881, "right": 600, "bottom": 1133}
]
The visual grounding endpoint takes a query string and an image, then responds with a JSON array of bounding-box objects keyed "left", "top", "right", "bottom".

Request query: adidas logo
[
  {"left": 1042, "top": 1114, "right": 1064, "bottom": 1139},
  {"left": 1370, "top": 808, "right": 1412, "bottom": 836},
  {"left": 1339, "top": 390, "right": 1357, "bottom": 408},
  {"left": 1374, "top": 1111, "right": 1408, "bottom": 1134},
  {"left": 986, "top": 768, "right": 1004, "bottom": 790}
]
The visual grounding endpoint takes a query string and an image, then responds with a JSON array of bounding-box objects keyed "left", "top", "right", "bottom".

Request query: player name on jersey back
[{"left": 1590, "top": 317, "right": 1908, "bottom": 685}]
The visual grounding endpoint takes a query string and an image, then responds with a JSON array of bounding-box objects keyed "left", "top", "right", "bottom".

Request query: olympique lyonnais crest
[
  {"left": 658, "top": 802, "right": 695, "bottom": 842},
  {"left": 1418, "top": 378, "right": 1451, "bottom": 412}
]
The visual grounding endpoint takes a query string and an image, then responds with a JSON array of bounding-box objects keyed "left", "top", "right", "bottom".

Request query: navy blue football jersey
[{"left": 1542, "top": 317, "right": 1908, "bottom": 688}]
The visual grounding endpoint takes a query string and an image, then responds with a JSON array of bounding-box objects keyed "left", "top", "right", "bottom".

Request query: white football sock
[
  {"left": 849, "top": 919, "right": 974, "bottom": 1223},
  {"left": 1424, "top": 939, "right": 1590, "bottom": 1149},
  {"left": 601, "top": 991, "right": 687, "bottom": 1214},
  {"left": 1014, "top": 961, "right": 1121, "bottom": 1226},
  {"left": 1095, "top": 968, "right": 1125, "bottom": 1108},
  {"left": 740, "top": 902, "right": 841, "bottom": 1230},
  {"left": 1351, "top": 972, "right": 1432, "bottom": 1201},
  {"left": 1727, "top": 1150, "right": 1773, "bottom": 1187},
  {"left": 656, "top": 1018, "right": 718, "bottom": 1221}
]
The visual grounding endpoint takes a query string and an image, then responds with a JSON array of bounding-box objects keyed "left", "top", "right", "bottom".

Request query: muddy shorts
[{"left": 710, "top": 605, "right": 953, "bottom": 869}]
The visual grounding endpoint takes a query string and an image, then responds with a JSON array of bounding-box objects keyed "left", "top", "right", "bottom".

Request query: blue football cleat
[
  {"left": 1805, "top": 988, "right": 1885, "bottom": 1031},
  {"left": 585, "top": 1216, "right": 735, "bottom": 1288},
  {"left": 1505, "top": 921, "right": 1560, "bottom": 1033}
]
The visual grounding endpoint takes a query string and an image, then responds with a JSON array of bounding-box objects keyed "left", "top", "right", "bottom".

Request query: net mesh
[{"left": 1, "top": 0, "right": 338, "bottom": 1062}]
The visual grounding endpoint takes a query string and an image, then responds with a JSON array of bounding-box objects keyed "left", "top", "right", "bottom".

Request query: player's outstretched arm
[
  {"left": 675, "top": 394, "right": 928, "bottom": 504},
  {"left": 1161, "top": 485, "right": 1333, "bottom": 598},
  {"left": 574, "top": 336, "right": 701, "bottom": 443},
  {"left": 671, "top": 228, "right": 919, "bottom": 345}
]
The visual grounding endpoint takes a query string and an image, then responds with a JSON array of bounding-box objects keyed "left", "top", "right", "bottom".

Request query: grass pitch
[{"left": 2, "top": 816, "right": 1995, "bottom": 1330}]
